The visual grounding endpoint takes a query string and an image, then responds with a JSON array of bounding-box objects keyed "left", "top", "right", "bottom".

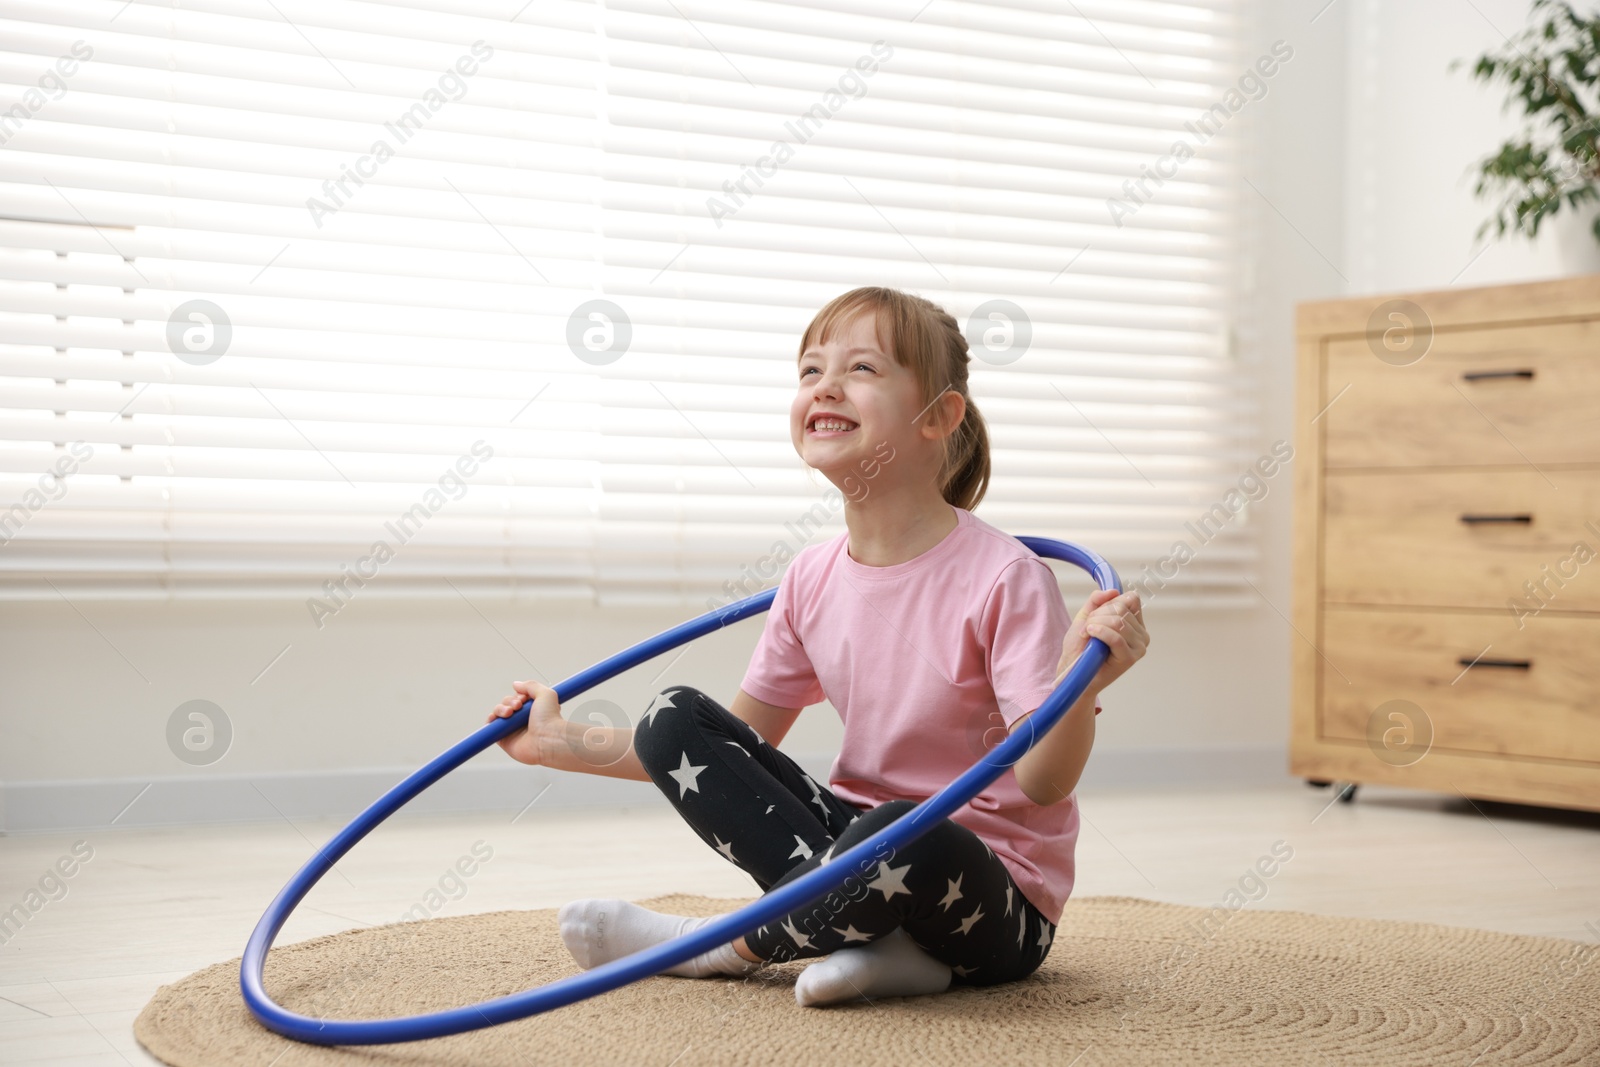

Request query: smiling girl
[{"left": 488, "top": 286, "right": 1148, "bottom": 1006}]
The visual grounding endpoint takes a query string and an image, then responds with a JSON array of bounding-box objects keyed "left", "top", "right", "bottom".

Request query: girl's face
[{"left": 791, "top": 310, "right": 929, "bottom": 476}]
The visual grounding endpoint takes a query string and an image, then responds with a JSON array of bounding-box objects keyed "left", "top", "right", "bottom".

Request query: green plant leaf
[{"left": 1456, "top": 0, "right": 1600, "bottom": 244}]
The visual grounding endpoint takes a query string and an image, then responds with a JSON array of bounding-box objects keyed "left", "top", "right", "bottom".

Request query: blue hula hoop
[{"left": 240, "top": 536, "right": 1119, "bottom": 1045}]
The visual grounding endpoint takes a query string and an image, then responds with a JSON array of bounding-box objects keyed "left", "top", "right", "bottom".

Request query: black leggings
[{"left": 631, "top": 685, "right": 1056, "bottom": 987}]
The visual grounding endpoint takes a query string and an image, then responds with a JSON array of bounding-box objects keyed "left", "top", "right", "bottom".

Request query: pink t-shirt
[{"left": 739, "top": 504, "right": 1099, "bottom": 926}]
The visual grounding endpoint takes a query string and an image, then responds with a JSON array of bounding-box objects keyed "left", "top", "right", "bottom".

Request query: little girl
[{"left": 487, "top": 286, "right": 1148, "bottom": 1007}]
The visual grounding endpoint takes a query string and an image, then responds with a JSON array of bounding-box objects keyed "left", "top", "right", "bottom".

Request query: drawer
[
  {"left": 1319, "top": 609, "right": 1600, "bottom": 764},
  {"left": 1322, "top": 320, "right": 1600, "bottom": 468},
  {"left": 1324, "top": 469, "right": 1600, "bottom": 611}
]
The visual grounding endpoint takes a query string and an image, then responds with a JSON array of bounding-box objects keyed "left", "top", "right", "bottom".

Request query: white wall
[
  {"left": 1343, "top": 0, "right": 1600, "bottom": 291},
  {"left": 5, "top": 0, "right": 1593, "bottom": 832}
]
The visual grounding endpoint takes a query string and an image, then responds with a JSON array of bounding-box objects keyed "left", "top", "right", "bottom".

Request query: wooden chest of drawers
[{"left": 1292, "top": 276, "right": 1600, "bottom": 813}]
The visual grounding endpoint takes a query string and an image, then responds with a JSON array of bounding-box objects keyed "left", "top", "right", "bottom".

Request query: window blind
[{"left": 0, "top": 0, "right": 1257, "bottom": 609}]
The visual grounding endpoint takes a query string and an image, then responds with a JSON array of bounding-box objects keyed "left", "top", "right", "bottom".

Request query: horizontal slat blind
[{"left": 1, "top": 0, "right": 1256, "bottom": 608}]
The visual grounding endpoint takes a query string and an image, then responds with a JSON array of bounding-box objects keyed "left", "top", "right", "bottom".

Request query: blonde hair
[{"left": 798, "top": 287, "right": 991, "bottom": 511}]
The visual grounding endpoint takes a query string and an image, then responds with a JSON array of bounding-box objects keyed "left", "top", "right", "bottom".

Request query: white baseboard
[
  {"left": 1079, "top": 743, "right": 1294, "bottom": 792},
  {"left": 0, "top": 745, "right": 1292, "bottom": 834}
]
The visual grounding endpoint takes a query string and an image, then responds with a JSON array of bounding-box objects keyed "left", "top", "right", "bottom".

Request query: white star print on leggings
[{"left": 628, "top": 685, "right": 1058, "bottom": 987}]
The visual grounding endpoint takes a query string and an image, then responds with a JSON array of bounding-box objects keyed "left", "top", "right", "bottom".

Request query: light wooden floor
[{"left": 2, "top": 781, "right": 1597, "bottom": 1066}]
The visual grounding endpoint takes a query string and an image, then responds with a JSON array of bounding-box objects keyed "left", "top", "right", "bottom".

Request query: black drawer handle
[
  {"left": 1457, "top": 657, "right": 1532, "bottom": 669},
  {"left": 1459, "top": 513, "right": 1533, "bottom": 524},
  {"left": 1461, "top": 369, "right": 1535, "bottom": 381}
]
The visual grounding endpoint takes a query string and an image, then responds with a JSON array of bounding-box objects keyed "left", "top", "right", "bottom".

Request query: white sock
[
  {"left": 793, "top": 926, "right": 953, "bottom": 1007},
  {"left": 557, "top": 898, "right": 762, "bottom": 978}
]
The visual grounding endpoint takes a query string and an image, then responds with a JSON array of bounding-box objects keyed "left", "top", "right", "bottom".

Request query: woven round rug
[{"left": 134, "top": 893, "right": 1599, "bottom": 1066}]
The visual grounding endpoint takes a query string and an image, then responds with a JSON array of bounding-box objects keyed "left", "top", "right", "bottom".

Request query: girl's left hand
[{"left": 1058, "top": 589, "right": 1149, "bottom": 695}]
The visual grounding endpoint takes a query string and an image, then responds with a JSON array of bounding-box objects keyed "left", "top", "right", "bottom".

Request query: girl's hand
[
  {"left": 486, "top": 679, "right": 564, "bottom": 766},
  {"left": 1058, "top": 589, "right": 1149, "bottom": 696}
]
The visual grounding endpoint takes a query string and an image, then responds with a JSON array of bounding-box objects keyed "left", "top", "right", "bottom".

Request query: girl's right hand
[{"left": 486, "top": 679, "right": 563, "bottom": 766}]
